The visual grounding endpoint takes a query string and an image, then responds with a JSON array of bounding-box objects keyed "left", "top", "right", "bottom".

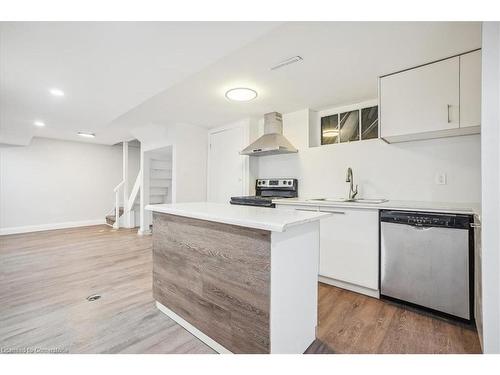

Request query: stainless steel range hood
[{"left": 240, "top": 112, "right": 298, "bottom": 157}]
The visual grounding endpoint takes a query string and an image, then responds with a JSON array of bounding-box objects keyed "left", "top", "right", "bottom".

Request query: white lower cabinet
[
  {"left": 276, "top": 203, "right": 380, "bottom": 297},
  {"left": 318, "top": 207, "right": 379, "bottom": 296}
]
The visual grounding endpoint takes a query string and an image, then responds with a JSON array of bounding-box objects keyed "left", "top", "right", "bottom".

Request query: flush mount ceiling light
[
  {"left": 49, "top": 88, "right": 65, "bottom": 97},
  {"left": 34, "top": 120, "right": 45, "bottom": 127},
  {"left": 225, "top": 88, "right": 257, "bottom": 102},
  {"left": 77, "top": 132, "right": 95, "bottom": 138}
]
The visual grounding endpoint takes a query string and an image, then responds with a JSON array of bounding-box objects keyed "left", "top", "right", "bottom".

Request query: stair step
[
  {"left": 150, "top": 167, "right": 172, "bottom": 172},
  {"left": 150, "top": 158, "right": 172, "bottom": 162},
  {"left": 150, "top": 160, "right": 171, "bottom": 170},
  {"left": 150, "top": 187, "right": 168, "bottom": 195},
  {"left": 105, "top": 207, "right": 124, "bottom": 226},
  {"left": 151, "top": 186, "right": 168, "bottom": 190},
  {"left": 150, "top": 196, "right": 166, "bottom": 204},
  {"left": 150, "top": 170, "right": 172, "bottom": 179}
]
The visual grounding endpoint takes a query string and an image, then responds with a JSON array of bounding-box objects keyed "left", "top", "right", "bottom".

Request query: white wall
[
  {"left": 480, "top": 22, "right": 500, "bottom": 354},
  {"left": 132, "top": 122, "right": 207, "bottom": 234},
  {"left": 173, "top": 123, "right": 208, "bottom": 203},
  {"left": 0, "top": 137, "right": 140, "bottom": 234},
  {"left": 257, "top": 109, "right": 481, "bottom": 203},
  {"left": 135, "top": 122, "right": 208, "bottom": 203}
]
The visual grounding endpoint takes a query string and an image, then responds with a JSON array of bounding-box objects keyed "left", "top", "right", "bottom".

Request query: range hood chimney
[{"left": 240, "top": 112, "right": 298, "bottom": 157}]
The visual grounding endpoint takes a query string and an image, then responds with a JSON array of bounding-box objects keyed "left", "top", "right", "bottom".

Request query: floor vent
[{"left": 86, "top": 294, "right": 101, "bottom": 302}]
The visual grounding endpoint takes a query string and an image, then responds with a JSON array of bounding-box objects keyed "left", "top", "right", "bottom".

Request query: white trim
[
  {"left": 319, "top": 276, "right": 380, "bottom": 299},
  {"left": 0, "top": 219, "right": 106, "bottom": 236},
  {"left": 155, "top": 301, "right": 232, "bottom": 354},
  {"left": 137, "top": 228, "right": 152, "bottom": 236}
]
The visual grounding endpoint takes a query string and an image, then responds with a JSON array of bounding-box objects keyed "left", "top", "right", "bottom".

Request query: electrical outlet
[{"left": 435, "top": 172, "right": 447, "bottom": 185}]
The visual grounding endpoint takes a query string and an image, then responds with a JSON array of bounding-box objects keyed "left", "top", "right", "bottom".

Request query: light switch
[{"left": 435, "top": 172, "right": 447, "bottom": 185}]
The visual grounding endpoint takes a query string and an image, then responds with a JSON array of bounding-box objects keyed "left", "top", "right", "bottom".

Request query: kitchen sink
[{"left": 308, "top": 198, "right": 388, "bottom": 204}]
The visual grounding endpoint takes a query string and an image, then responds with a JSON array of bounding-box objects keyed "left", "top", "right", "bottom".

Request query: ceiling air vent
[{"left": 270, "top": 56, "right": 303, "bottom": 71}]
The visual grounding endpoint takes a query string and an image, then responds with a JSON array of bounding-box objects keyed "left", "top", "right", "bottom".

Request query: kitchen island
[{"left": 146, "top": 202, "right": 329, "bottom": 354}]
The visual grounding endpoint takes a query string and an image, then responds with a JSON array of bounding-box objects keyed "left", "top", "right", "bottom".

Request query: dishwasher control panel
[{"left": 380, "top": 210, "right": 471, "bottom": 229}]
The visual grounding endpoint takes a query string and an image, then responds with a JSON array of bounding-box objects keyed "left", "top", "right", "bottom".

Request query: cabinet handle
[
  {"left": 470, "top": 223, "right": 481, "bottom": 228},
  {"left": 447, "top": 104, "right": 452, "bottom": 123},
  {"left": 319, "top": 209, "right": 345, "bottom": 214}
]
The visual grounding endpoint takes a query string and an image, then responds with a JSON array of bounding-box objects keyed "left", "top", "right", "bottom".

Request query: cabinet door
[
  {"left": 319, "top": 207, "right": 379, "bottom": 290},
  {"left": 380, "top": 57, "right": 459, "bottom": 138},
  {"left": 460, "top": 50, "right": 481, "bottom": 128}
]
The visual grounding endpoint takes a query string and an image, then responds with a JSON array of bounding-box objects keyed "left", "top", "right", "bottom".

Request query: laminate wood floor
[
  {"left": 314, "top": 283, "right": 481, "bottom": 354},
  {"left": 0, "top": 225, "right": 214, "bottom": 354},
  {"left": 0, "top": 225, "right": 481, "bottom": 354}
]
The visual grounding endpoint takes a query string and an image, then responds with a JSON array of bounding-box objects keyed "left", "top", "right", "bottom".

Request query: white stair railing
[
  {"left": 113, "top": 180, "right": 125, "bottom": 229},
  {"left": 127, "top": 169, "right": 142, "bottom": 214}
]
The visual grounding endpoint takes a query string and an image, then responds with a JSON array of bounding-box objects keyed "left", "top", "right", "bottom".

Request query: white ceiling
[
  {"left": 1, "top": 22, "right": 481, "bottom": 146},
  {"left": 0, "top": 21, "right": 280, "bottom": 145}
]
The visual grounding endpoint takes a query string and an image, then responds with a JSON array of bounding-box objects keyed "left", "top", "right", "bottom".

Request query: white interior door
[{"left": 208, "top": 127, "right": 247, "bottom": 203}]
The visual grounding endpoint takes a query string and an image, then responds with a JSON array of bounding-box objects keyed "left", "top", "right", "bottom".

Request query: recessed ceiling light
[
  {"left": 49, "top": 88, "right": 65, "bottom": 97},
  {"left": 225, "top": 88, "right": 257, "bottom": 102},
  {"left": 34, "top": 120, "right": 45, "bottom": 127},
  {"left": 77, "top": 132, "right": 95, "bottom": 138}
]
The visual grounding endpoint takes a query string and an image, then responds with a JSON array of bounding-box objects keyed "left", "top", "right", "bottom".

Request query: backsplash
[{"left": 255, "top": 109, "right": 481, "bottom": 203}]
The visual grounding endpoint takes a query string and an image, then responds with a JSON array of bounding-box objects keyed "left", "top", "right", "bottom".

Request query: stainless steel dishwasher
[{"left": 380, "top": 210, "right": 473, "bottom": 322}]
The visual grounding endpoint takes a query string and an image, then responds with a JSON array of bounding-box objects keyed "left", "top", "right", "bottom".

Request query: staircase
[
  {"left": 108, "top": 141, "right": 173, "bottom": 233},
  {"left": 108, "top": 140, "right": 142, "bottom": 230},
  {"left": 106, "top": 207, "right": 124, "bottom": 227},
  {"left": 149, "top": 158, "right": 172, "bottom": 204}
]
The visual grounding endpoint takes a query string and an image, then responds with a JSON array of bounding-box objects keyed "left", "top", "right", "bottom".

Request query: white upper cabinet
[
  {"left": 460, "top": 50, "right": 482, "bottom": 128},
  {"left": 380, "top": 57, "right": 459, "bottom": 139},
  {"left": 380, "top": 50, "right": 481, "bottom": 143}
]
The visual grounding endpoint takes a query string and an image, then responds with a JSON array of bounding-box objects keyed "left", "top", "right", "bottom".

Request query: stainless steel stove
[{"left": 230, "top": 178, "right": 298, "bottom": 208}]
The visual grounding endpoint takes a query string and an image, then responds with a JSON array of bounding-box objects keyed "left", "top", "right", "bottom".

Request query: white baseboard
[
  {"left": 319, "top": 275, "right": 380, "bottom": 299},
  {"left": 155, "top": 301, "right": 232, "bottom": 354},
  {"left": 0, "top": 219, "right": 106, "bottom": 236},
  {"left": 137, "top": 228, "right": 152, "bottom": 236}
]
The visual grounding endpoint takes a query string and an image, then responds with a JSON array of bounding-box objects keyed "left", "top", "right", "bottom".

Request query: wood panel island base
[{"left": 146, "top": 202, "right": 329, "bottom": 354}]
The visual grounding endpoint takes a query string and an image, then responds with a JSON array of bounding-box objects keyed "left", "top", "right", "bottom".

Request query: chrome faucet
[{"left": 346, "top": 167, "right": 358, "bottom": 200}]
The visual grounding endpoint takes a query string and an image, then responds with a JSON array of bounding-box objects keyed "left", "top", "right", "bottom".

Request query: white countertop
[
  {"left": 146, "top": 202, "right": 330, "bottom": 232},
  {"left": 273, "top": 198, "right": 480, "bottom": 216}
]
